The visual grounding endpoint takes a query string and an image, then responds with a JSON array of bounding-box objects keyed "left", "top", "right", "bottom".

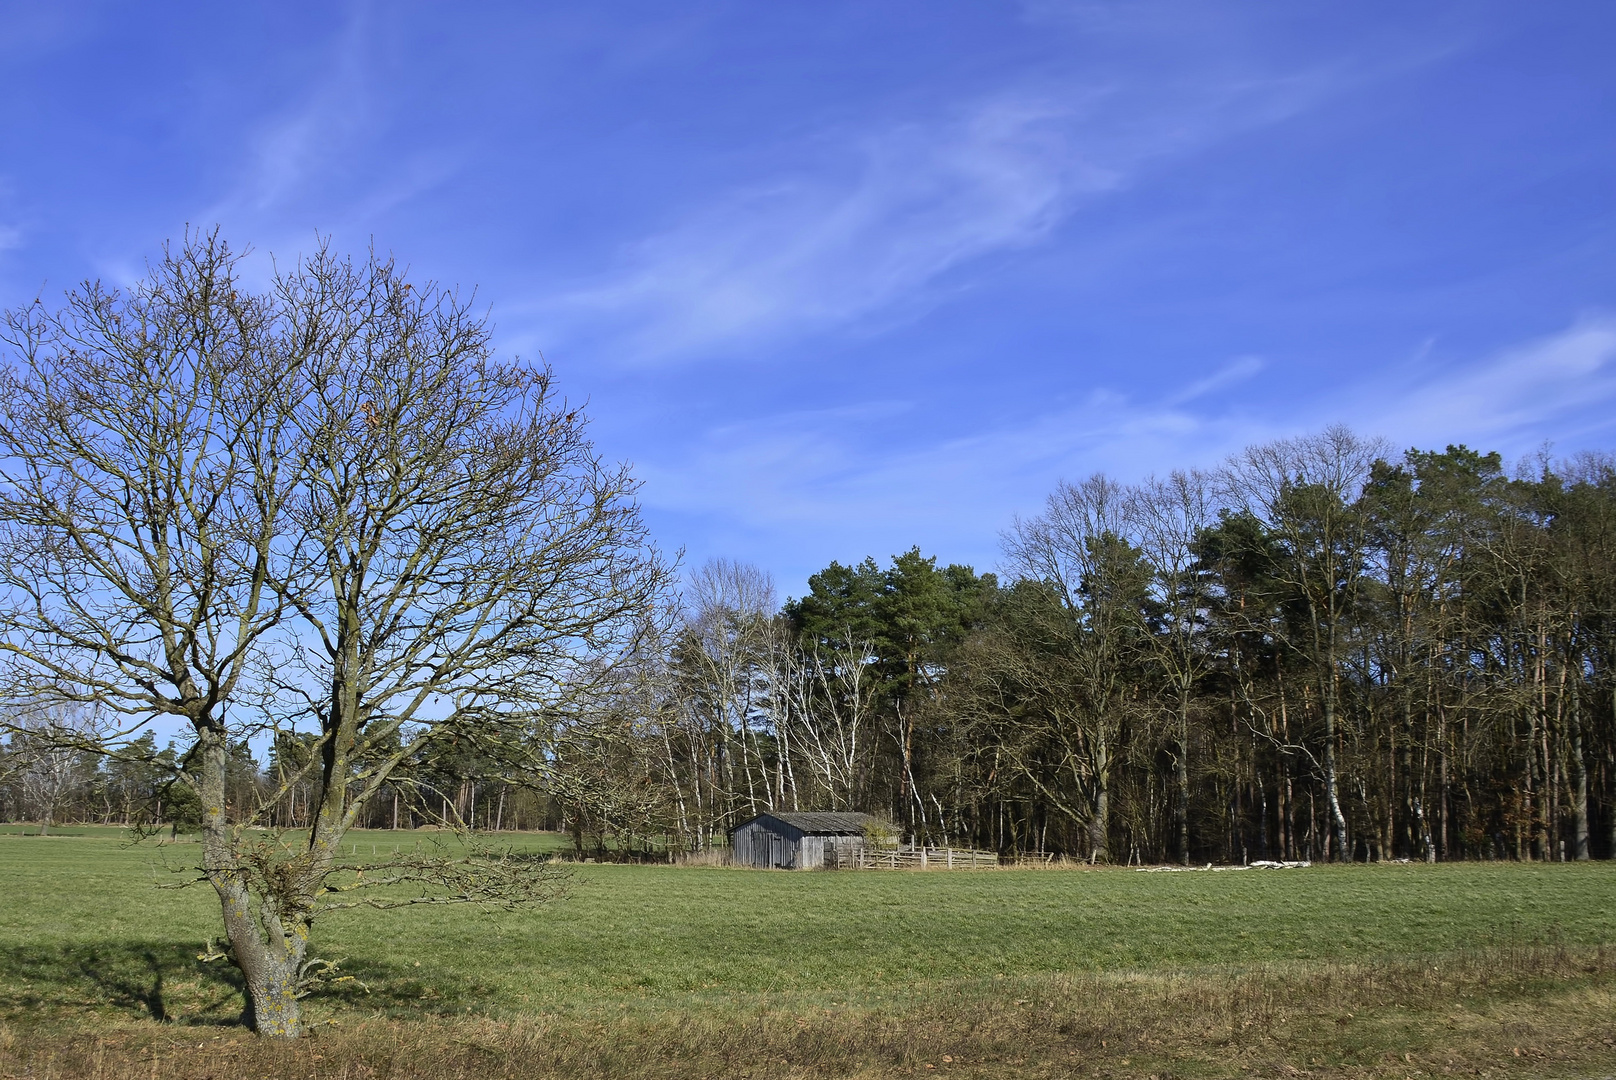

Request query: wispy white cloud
[
  {"left": 638, "top": 317, "right": 1616, "bottom": 581},
  {"left": 543, "top": 59, "right": 1348, "bottom": 365},
  {"left": 191, "top": 5, "right": 463, "bottom": 268},
  {"left": 221, "top": 14, "right": 374, "bottom": 217},
  {"left": 636, "top": 374, "right": 1275, "bottom": 576},
  {"left": 1351, "top": 317, "right": 1616, "bottom": 449},
  {"left": 1169, "top": 355, "right": 1264, "bottom": 404},
  {"left": 552, "top": 95, "right": 1099, "bottom": 361}
]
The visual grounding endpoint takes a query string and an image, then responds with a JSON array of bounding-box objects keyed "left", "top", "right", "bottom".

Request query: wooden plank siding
[{"left": 731, "top": 813, "right": 875, "bottom": 870}]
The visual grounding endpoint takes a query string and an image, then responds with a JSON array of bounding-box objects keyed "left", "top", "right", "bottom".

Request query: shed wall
[
  {"left": 733, "top": 821, "right": 782, "bottom": 868},
  {"left": 732, "top": 816, "right": 872, "bottom": 869}
]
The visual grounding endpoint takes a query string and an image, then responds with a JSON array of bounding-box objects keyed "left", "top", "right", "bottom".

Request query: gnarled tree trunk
[{"left": 197, "top": 720, "right": 311, "bottom": 1036}]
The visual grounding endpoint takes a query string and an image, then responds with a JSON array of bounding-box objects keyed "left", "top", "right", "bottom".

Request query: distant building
[{"left": 731, "top": 811, "right": 879, "bottom": 869}]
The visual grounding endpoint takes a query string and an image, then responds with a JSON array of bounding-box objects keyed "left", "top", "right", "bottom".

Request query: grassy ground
[{"left": 2, "top": 827, "right": 1614, "bottom": 1078}]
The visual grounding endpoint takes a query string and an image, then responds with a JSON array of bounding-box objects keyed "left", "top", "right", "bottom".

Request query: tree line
[
  {"left": 0, "top": 723, "right": 558, "bottom": 835},
  {"left": 9, "top": 426, "right": 1613, "bottom": 869},
  {"left": 559, "top": 429, "right": 1616, "bottom": 865}
]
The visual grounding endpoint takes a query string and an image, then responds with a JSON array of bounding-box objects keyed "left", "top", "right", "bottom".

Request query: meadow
[{"left": 2, "top": 827, "right": 1614, "bottom": 1078}]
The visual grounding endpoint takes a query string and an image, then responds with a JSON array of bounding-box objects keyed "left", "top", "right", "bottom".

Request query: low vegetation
[{"left": 2, "top": 830, "right": 1613, "bottom": 1077}]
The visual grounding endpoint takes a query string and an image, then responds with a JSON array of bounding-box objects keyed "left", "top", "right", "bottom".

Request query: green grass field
[{"left": 2, "top": 827, "right": 1615, "bottom": 1078}]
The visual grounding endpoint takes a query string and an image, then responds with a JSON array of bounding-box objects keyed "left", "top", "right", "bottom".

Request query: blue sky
[{"left": 2, "top": 1, "right": 1614, "bottom": 598}]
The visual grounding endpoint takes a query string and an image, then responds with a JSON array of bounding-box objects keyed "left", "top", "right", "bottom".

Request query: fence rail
[{"left": 827, "top": 844, "right": 999, "bottom": 870}]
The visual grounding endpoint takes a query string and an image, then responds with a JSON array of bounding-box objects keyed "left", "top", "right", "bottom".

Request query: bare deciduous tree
[
  {"left": 1220, "top": 426, "right": 1387, "bottom": 861},
  {"left": 654, "top": 559, "right": 780, "bottom": 843},
  {"left": 0, "top": 234, "right": 669, "bottom": 1036},
  {"left": 783, "top": 634, "right": 878, "bottom": 811},
  {"left": 6, "top": 705, "right": 98, "bottom": 834},
  {"left": 1129, "top": 469, "right": 1216, "bottom": 863},
  {"left": 1003, "top": 474, "right": 1150, "bottom": 860}
]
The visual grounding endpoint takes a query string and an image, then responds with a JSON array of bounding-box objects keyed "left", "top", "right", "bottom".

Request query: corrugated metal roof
[{"left": 739, "top": 811, "right": 879, "bottom": 835}]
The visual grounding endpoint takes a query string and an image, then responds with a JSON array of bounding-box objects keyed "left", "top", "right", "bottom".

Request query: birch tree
[
  {"left": 1221, "top": 427, "right": 1386, "bottom": 861},
  {"left": 6, "top": 705, "right": 97, "bottom": 833},
  {"left": 783, "top": 635, "right": 878, "bottom": 810},
  {"left": 673, "top": 559, "right": 778, "bottom": 822}
]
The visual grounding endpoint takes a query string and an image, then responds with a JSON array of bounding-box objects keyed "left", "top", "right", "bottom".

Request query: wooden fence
[{"left": 826, "top": 844, "right": 1000, "bottom": 870}]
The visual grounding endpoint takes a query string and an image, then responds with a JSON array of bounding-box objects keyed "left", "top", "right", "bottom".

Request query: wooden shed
[{"left": 731, "top": 811, "right": 878, "bottom": 870}]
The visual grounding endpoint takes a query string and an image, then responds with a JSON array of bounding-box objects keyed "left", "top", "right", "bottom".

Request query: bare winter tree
[
  {"left": 783, "top": 634, "right": 879, "bottom": 811},
  {"left": 1002, "top": 474, "right": 1152, "bottom": 861},
  {"left": 1128, "top": 470, "right": 1216, "bottom": 863},
  {"left": 0, "top": 234, "right": 669, "bottom": 1036},
  {"left": 669, "top": 559, "right": 778, "bottom": 829},
  {"left": 6, "top": 705, "right": 97, "bottom": 834},
  {"left": 1220, "top": 426, "right": 1387, "bottom": 862}
]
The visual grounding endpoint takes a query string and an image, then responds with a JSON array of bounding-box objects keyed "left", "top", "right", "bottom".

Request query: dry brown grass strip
[{"left": 2, "top": 944, "right": 1613, "bottom": 1079}]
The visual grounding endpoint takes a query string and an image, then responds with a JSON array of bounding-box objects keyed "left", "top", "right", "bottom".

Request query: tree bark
[
  {"left": 1322, "top": 687, "right": 1349, "bottom": 861},
  {"left": 1176, "top": 694, "right": 1191, "bottom": 864},
  {"left": 1089, "top": 731, "right": 1111, "bottom": 862},
  {"left": 1569, "top": 670, "right": 1590, "bottom": 860},
  {"left": 198, "top": 721, "right": 309, "bottom": 1037}
]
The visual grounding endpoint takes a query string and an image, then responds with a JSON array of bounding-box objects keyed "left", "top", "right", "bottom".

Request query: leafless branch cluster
[{"left": 0, "top": 231, "right": 669, "bottom": 1036}]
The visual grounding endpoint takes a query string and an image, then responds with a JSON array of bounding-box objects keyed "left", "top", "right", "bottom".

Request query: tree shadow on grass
[
  {"left": 0, "top": 941, "right": 238, "bottom": 1024},
  {"left": 0, "top": 941, "right": 480, "bottom": 1027}
]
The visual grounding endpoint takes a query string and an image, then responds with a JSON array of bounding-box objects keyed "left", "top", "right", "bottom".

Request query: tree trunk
[
  {"left": 198, "top": 720, "right": 309, "bottom": 1037},
  {"left": 1176, "top": 693, "right": 1191, "bottom": 864},
  {"left": 1088, "top": 775, "right": 1109, "bottom": 863},
  {"left": 1438, "top": 705, "right": 1450, "bottom": 860},
  {"left": 231, "top": 924, "right": 306, "bottom": 1038},
  {"left": 1322, "top": 688, "right": 1349, "bottom": 861},
  {"left": 1609, "top": 690, "right": 1616, "bottom": 859},
  {"left": 1569, "top": 672, "right": 1590, "bottom": 860}
]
